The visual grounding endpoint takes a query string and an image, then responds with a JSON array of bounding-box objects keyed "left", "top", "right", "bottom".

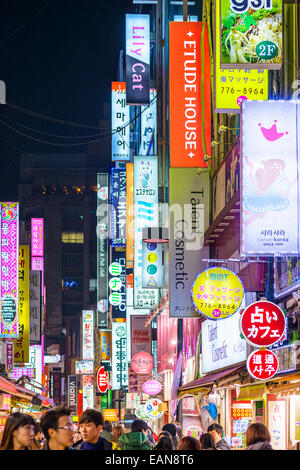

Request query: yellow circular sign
[
  {"left": 147, "top": 253, "right": 157, "bottom": 263},
  {"left": 191, "top": 267, "right": 244, "bottom": 320}
]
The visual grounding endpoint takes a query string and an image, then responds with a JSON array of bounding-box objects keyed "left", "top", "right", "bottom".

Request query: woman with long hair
[
  {"left": 199, "top": 433, "right": 216, "bottom": 450},
  {"left": 0, "top": 412, "right": 35, "bottom": 450},
  {"left": 177, "top": 436, "right": 200, "bottom": 450},
  {"left": 154, "top": 436, "right": 174, "bottom": 450},
  {"left": 246, "top": 423, "right": 273, "bottom": 450},
  {"left": 111, "top": 424, "right": 126, "bottom": 450}
]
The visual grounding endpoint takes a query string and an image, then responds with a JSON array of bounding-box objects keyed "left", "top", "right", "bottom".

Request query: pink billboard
[
  {"left": 0, "top": 202, "right": 19, "bottom": 338},
  {"left": 157, "top": 309, "right": 177, "bottom": 373},
  {"left": 31, "top": 218, "right": 44, "bottom": 257}
]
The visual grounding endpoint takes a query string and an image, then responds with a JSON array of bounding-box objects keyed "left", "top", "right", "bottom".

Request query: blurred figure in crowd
[
  {"left": 207, "top": 423, "right": 231, "bottom": 450},
  {"left": 40, "top": 405, "right": 74, "bottom": 450},
  {"left": 0, "top": 412, "right": 35, "bottom": 450},
  {"left": 154, "top": 435, "right": 173, "bottom": 450},
  {"left": 99, "top": 420, "right": 113, "bottom": 442},
  {"left": 117, "top": 419, "right": 152, "bottom": 450},
  {"left": 162, "top": 423, "right": 178, "bottom": 449},
  {"left": 77, "top": 409, "right": 112, "bottom": 450},
  {"left": 111, "top": 424, "right": 126, "bottom": 450},
  {"left": 177, "top": 436, "right": 200, "bottom": 450},
  {"left": 199, "top": 433, "right": 216, "bottom": 450},
  {"left": 246, "top": 423, "right": 273, "bottom": 450},
  {"left": 72, "top": 428, "right": 83, "bottom": 447},
  {"left": 30, "top": 422, "right": 45, "bottom": 450}
]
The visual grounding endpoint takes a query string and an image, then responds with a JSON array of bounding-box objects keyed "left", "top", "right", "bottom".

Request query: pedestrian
[
  {"left": 111, "top": 424, "right": 125, "bottom": 450},
  {"left": 177, "top": 436, "right": 200, "bottom": 450},
  {"left": 158, "top": 431, "right": 172, "bottom": 439},
  {"left": 72, "top": 428, "right": 83, "bottom": 447},
  {"left": 146, "top": 427, "right": 156, "bottom": 447},
  {"left": 173, "top": 421, "right": 183, "bottom": 440},
  {"left": 207, "top": 423, "right": 231, "bottom": 450},
  {"left": 30, "top": 422, "right": 45, "bottom": 450},
  {"left": 161, "top": 423, "right": 178, "bottom": 449},
  {"left": 0, "top": 412, "right": 35, "bottom": 450},
  {"left": 99, "top": 420, "right": 113, "bottom": 442},
  {"left": 40, "top": 405, "right": 75, "bottom": 450},
  {"left": 117, "top": 419, "right": 153, "bottom": 450},
  {"left": 154, "top": 436, "right": 173, "bottom": 450},
  {"left": 246, "top": 423, "right": 273, "bottom": 450},
  {"left": 199, "top": 433, "right": 216, "bottom": 450},
  {"left": 77, "top": 409, "right": 112, "bottom": 450}
]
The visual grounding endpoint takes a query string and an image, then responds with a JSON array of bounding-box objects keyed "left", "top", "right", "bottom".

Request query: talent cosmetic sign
[{"left": 241, "top": 101, "right": 299, "bottom": 256}]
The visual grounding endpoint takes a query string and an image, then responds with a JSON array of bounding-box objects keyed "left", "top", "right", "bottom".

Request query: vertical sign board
[
  {"left": 68, "top": 375, "right": 78, "bottom": 414},
  {"left": 82, "top": 374, "right": 94, "bottom": 410},
  {"left": 31, "top": 218, "right": 43, "bottom": 257},
  {"left": 0, "top": 202, "right": 19, "bottom": 338},
  {"left": 112, "top": 82, "right": 130, "bottom": 162},
  {"left": 126, "top": 163, "right": 134, "bottom": 268},
  {"left": 134, "top": 156, "right": 159, "bottom": 308},
  {"left": 99, "top": 330, "right": 112, "bottom": 362},
  {"left": 110, "top": 168, "right": 127, "bottom": 247},
  {"left": 169, "top": 169, "right": 210, "bottom": 318},
  {"left": 126, "top": 14, "right": 150, "bottom": 106},
  {"left": 268, "top": 399, "right": 287, "bottom": 450},
  {"left": 139, "top": 89, "right": 157, "bottom": 156},
  {"left": 26, "top": 345, "right": 43, "bottom": 392},
  {"left": 214, "top": 0, "right": 268, "bottom": 112},
  {"left": 169, "top": 22, "right": 211, "bottom": 167},
  {"left": 220, "top": 0, "right": 283, "bottom": 70},
  {"left": 82, "top": 310, "right": 94, "bottom": 360},
  {"left": 109, "top": 249, "right": 126, "bottom": 320},
  {"left": 142, "top": 241, "right": 163, "bottom": 288},
  {"left": 241, "top": 101, "right": 299, "bottom": 256},
  {"left": 97, "top": 173, "right": 109, "bottom": 328},
  {"left": 15, "top": 246, "right": 30, "bottom": 363},
  {"left": 29, "top": 270, "right": 41, "bottom": 344},
  {"left": 112, "top": 322, "right": 128, "bottom": 390},
  {"left": 52, "top": 367, "right": 62, "bottom": 406},
  {"left": 130, "top": 315, "right": 152, "bottom": 357}
]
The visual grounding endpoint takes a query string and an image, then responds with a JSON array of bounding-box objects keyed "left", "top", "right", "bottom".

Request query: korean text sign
[
  {"left": 241, "top": 101, "right": 299, "bottom": 256},
  {"left": 82, "top": 310, "right": 94, "bottom": 360},
  {"left": 247, "top": 349, "right": 278, "bottom": 380},
  {"left": 14, "top": 245, "right": 30, "bottom": 363},
  {"left": 139, "top": 89, "right": 157, "bottom": 155},
  {"left": 126, "top": 163, "right": 134, "bottom": 268},
  {"left": 29, "top": 270, "right": 42, "bottom": 344},
  {"left": 112, "top": 322, "right": 128, "bottom": 390},
  {"left": 126, "top": 14, "right": 150, "bottom": 106},
  {"left": 110, "top": 168, "right": 127, "bottom": 246},
  {"left": 31, "top": 218, "right": 43, "bottom": 257},
  {"left": 0, "top": 202, "right": 19, "bottom": 338},
  {"left": 214, "top": 0, "right": 268, "bottom": 112},
  {"left": 220, "top": 0, "right": 282, "bottom": 69},
  {"left": 111, "top": 82, "right": 130, "bottom": 161},
  {"left": 169, "top": 22, "right": 211, "bottom": 167},
  {"left": 109, "top": 249, "right": 126, "bottom": 320}
]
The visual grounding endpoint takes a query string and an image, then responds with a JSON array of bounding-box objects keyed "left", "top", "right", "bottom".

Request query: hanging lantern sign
[
  {"left": 191, "top": 267, "right": 244, "bottom": 320},
  {"left": 131, "top": 351, "right": 154, "bottom": 375},
  {"left": 247, "top": 349, "right": 278, "bottom": 380},
  {"left": 142, "top": 379, "right": 162, "bottom": 396}
]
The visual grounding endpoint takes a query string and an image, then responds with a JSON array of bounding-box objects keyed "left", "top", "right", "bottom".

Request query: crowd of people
[{"left": 0, "top": 405, "right": 274, "bottom": 451}]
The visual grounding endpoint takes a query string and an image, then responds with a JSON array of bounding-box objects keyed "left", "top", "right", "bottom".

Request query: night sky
[{"left": 0, "top": 0, "right": 135, "bottom": 200}]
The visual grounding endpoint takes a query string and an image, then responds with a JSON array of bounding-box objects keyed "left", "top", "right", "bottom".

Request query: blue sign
[{"left": 110, "top": 168, "right": 127, "bottom": 247}]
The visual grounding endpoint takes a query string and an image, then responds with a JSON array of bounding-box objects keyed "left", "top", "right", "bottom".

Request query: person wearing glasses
[{"left": 40, "top": 405, "right": 75, "bottom": 450}]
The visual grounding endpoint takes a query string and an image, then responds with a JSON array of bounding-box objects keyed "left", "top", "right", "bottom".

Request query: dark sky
[{"left": 0, "top": 0, "right": 135, "bottom": 200}]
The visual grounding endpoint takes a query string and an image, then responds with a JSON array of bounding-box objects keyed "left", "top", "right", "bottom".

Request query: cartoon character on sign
[{"left": 139, "top": 160, "right": 153, "bottom": 188}]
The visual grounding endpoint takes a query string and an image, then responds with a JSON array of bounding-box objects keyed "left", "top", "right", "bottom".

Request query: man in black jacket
[
  {"left": 207, "top": 423, "right": 231, "bottom": 450},
  {"left": 76, "top": 409, "right": 112, "bottom": 450}
]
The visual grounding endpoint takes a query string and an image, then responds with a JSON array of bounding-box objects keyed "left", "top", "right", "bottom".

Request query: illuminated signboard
[
  {"left": 214, "top": 0, "right": 268, "bottom": 112},
  {"left": 192, "top": 267, "right": 244, "bottom": 320},
  {"left": 0, "top": 202, "right": 19, "bottom": 338},
  {"left": 126, "top": 14, "right": 150, "bottom": 105},
  {"left": 75, "top": 360, "right": 94, "bottom": 375},
  {"left": 112, "top": 82, "right": 130, "bottom": 161},
  {"left": 241, "top": 101, "right": 299, "bottom": 256},
  {"left": 110, "top": 168, "right": 127, "bottom": 246},
  {"left": 31, "top": 218, "right": 43, "bottom": 257},
  {"left": 274, "top": 257, "right": 300, "bottom": 299},
  {"left": 96, "top": 173, "right": 109, "bottom": 328},
  {"left": 29, "top": 270, "right": 42, "bottom": 344},
  {"left": 100, "top": 330, "right": 111, "bottom": 362},
  {"left": 142, "top": 241, "right": 163, "bottom": 289},
  {"left": 134, "top": 156, "right": 159, "bottom": 308},
  {"left": 82, "top": 310, "right": 94, "bottom": 360},
  {"left": 68, "top": 375, "right": 78, "bottom": 414},
  {"left": 14, "top": 245, "right": 30, "bottom": 363},
  {"left": 109, "top": 250, "right": 126, "bottom": 320},
  {"left": 126, "top": 163, "right": 134, "bottom": 268},
  {"left": 112, "top": 322, "right": 128, "bottom": 390},
  {"left": 220, "top": 0, "right": 282, "bottom": 69},
  {"left": 82, "top": 374, "right": 94, "bottom": 410},
  {"left": 169, "top": 21, "right": 211, "bottom": 167},
  {"left": 139, "top": 89, "right": 157, "bottom": 155}
]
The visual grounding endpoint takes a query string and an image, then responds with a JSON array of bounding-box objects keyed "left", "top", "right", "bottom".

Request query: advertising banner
[
  {"left": 112, "top": 82, "right": 130, "bottom": 161},
  {"left": 52, "top": 368, "right": 62, "bottom": 406},
  {"left": 96, "top": 173, "right": 109, "bottom": 328},
  {"left": 214, "top": 0, "right": 268, "bottom": 112},
  {"left": 68, "top": 375, "right": 78, "bottom": 414},
  {"left": 134, "top": 156, "right": 159, "bottom": 308},
  {"left": 126, "top": 14, "right": 150, "bottom": 105},
  {"left": 110, "top": 168, "right": 127, "bottom": 246},
  {"left": 220, "top": 0, "right": 282, "bottom": 69},
  {"left": 268, "top": 399, "right": 287, "bottom": 450},
  {"left": 75, "top": 360, "right": 94, "bottom": 375},
  {"left": 99, "top": 330, "right": 112, "bottom": 362},
  {"left": 0, "top": 202, "right": 19, "bottom": 338},
  {"left": 112, "top": 322, "right": 128, "bottom": 390},
  {"left": 126, "top": 163, "right": 134, "bottom": 268},
  {"left": 14, "top": 246, "right": 30, "bottom": 363},
  {"left": 139, "top": 88, "right": 157, "bottom": 155},
  {"left": 82, "top": 310, "right": 94, "bottom": 360},
  {"left": 29, "top": 270, "right": 41, "bottom": 344},
  {"left": 169, "top": 21, "right": 211, "bottom": 167},
  {"left": 31, "top": 218, "right": 43, "bottom": 257},
  {"left": 5, "top": 341, "right": 14, "bottom": 372},
  {"left": 169, "top": 168, "right": 210, "bottom": 318},
  {"left": 241, "top": 101, "right": 299, "bottom": 256},
  {"left": 131, "top": 315, "right": 152, "bottom": 357},
  {"left": 109, "top": 249, "right": 126, "bottom": 320},
  {"left": 82, "top": 374, "right": 94, "bottom": 410},
  {"left": 274, "top": 257, "right": 300, "bottom": 299}
]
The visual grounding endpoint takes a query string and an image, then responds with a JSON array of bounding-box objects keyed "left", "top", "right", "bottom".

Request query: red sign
[
  {"left": 240, "top": 301, "right": 285, "bottom": 347},
  {"left": 247, "top": 349, "right": 279, "bottom": 380},
  {"left": 169, "top": 21, "right": 211, "bottom": 168},
  {"left": 131, "top": 351, "right": 154, "bottom": 375},
  {"left": 96, "top": 366, "right": 109, "bottom": 394}
]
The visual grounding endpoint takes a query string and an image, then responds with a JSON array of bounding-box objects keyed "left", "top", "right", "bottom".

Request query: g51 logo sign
[{"left": 230, "top": 0, "right": 273, "bottom": 14}]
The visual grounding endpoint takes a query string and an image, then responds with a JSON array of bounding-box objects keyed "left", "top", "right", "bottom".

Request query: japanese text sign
[
  {"left": 0, "top": 202, "right": 19, "bottom": 338},
  {"left": 110, "top": 168, "right": 127, "bottom": 246},
  {"left": 14, "top": 245, "right": 30, "bottom": 363},
  {"left": 109, "top": 249, "right": 126, "bottom": 320},
  {"left": 31, "top": 218, "right": 43, "bottom": 257},
  {"left": 112, "top": 82, "right": 130, "bottom": 161},
  {"left": 99, "top": 330, "right": 111, "bottom": 362},
  {"left": 247, "top": 349, "right": 278, "bottom": 380},
  {"left": 82, "top": 374, "right": 94, "bottom": 410},
  {"left": 214, "top": 0, "right": 268, "bottom": 112},
  {"left": 220, "top": 0, "right": 282, "bottom": 70},
  {"left": 192, "top": 267, "right": 244, "bottom": 320},
  {"left": 126, "top": 163, "right": 134, "bottom": 268},
  {"left": 169, "top": 21, "right": 211, "bottom": 167},
  {"left": 240, "top": 300, "right": 285, "bottom": 347},
  {"left": 82, "top": 310, "right": 94, "bottom": 360},
  {"left": 75, "top": 360, "right": 94, "bottom": 375}
]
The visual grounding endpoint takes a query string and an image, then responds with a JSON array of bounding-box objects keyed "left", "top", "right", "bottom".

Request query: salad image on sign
[{"left": 220, "top": 0, "right": 282, "bottom": 69}]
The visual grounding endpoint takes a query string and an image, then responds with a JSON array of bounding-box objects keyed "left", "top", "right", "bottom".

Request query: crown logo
[{"left": 258, "top": 120, "right": 288, "bottom": 142}]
